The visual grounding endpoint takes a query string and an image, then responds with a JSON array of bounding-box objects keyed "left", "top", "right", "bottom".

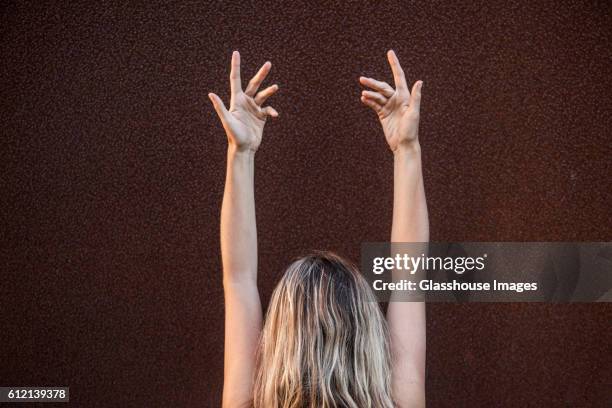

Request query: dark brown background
[{"left": 1, "top": 1, "right": 611, "bottom": 407}]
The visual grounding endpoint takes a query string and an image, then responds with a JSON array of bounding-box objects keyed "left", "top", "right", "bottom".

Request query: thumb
[
  {"left": 208, "top": 92, "right": 229, "bottom": 122},
  {"left": 409, "top": 81, "right": 423, "bottom": 112}
]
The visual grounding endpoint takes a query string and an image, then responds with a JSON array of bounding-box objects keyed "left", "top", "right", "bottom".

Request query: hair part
[{"left": 253, "top": 251, "right": 395, "bottom": 408}]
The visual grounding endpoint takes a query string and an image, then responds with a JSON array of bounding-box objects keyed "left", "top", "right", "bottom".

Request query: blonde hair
[{"left": 253, "top": 251, "right": 395, "bottom": 407}]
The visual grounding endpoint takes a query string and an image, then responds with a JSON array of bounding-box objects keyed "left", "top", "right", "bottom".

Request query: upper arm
[
  {"left": 222, "top": 280, "right": 263, "bottom": 408},
  {"left": 387, "top": 301, "right": 426, "bottom": 408}
]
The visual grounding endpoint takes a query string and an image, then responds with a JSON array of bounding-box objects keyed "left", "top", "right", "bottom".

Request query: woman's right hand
[
  {"left": 208, "top": 51, "right": 279, "bottom": 153},
  {"left": 359, "top": 50, "right": 423, "bottom": 153}
]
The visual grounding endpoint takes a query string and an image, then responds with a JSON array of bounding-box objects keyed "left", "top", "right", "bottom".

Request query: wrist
[
  {"left": 227, "top": 143, "right": 256, "bottom": 159},
  {"left": 393, "top": 141, "right": 421, "bottom": 158}
]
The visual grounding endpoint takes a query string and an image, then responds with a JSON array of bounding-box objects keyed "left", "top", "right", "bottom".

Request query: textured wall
[{"left": 1, "top": 1, "right": 611, "bottom": 407}]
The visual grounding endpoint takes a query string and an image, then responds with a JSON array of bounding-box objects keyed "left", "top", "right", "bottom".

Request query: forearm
[
  {"left": 221, "top": 146, "right": 258, "bottom": 286},
  {"left": 389, "top": 141, "right": 429, "bottom": 292},
  {"left": 391, "top": 142, "right": 429, "bottom": 243}
]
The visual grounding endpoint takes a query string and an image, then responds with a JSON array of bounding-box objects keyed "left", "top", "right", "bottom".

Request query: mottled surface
[{"left": 1, "top": 1, "right": 611, "bottom": 407}]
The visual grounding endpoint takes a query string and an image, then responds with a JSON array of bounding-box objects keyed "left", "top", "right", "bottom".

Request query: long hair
[{"left": 253, "top": 251, "right": 395, "bottom": 407}]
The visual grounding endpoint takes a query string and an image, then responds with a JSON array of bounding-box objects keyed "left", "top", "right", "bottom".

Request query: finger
[
  {"left": 410, "top": 80, "right": 423, "bottom": 112},
  {"left": 361, "top": 90, "right": 387, "bottom": 105},
  {"left": 208, "top": 92, "right": 229, "bottom": 121},
  {"left": 360, "top": 95, "right": 383, "bottom": 112},
  {"left": 254, "top": 84, "right": 279, "bottom": 105},
  {"left": 230, "top": 50, "right": 242, "bottom": 99},
  {"left": 359, "top": 76, "right": 395, "bottom": 97},
  {"left": 262, "top": 106, "right": 279, "bottom": 118},
  {"left": 387, "top": 50, "right": 408, "bottom": 93},
  {"left": 245, "top": 61, "right": 272, "bottom": 96}
]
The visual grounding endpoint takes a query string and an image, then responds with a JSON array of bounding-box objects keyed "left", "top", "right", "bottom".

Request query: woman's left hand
[{"left": 208, "top": 51, "right": 279, "bottom": 153}]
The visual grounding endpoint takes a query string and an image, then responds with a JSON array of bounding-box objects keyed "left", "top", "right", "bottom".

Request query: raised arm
[
  {"left": 208, "top": 50, "right": 279, "bottom": 408},
  {"left": 360, "top": 50, "right": 428, "bottom": 408}
]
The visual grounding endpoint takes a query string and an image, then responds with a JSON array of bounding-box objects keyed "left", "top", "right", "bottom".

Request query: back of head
[{"left": 253, "top": 251, "right": 394, "bottom": 408}]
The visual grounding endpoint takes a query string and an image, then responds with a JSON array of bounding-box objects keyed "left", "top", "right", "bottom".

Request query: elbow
[{"left": 222, "top": 269, "right": 258, "bottom": 287}]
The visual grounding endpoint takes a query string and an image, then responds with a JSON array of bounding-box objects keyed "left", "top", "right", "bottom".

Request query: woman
[{"left": 208, "top": 49, "right": 427, "bottom": 408}]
